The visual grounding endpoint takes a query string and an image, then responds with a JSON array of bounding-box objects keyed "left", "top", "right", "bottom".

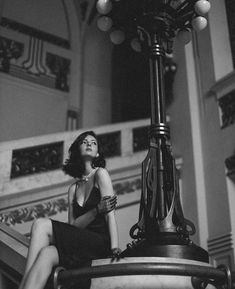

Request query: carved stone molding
[
  {"left": 0, "top": 17, "right": 71, "bottom": 91},
  {"left": 11, "top": 142, "right": 64, "bottom": 179},
  {"left": 9, "top": 131, "right": 122, "bottom": 179},
  {"left": 0, "top": 36, "right": 24, "bottom": 72},
  {"left": 97, "top": 131, "right": 121, "bottom": 158},
  {"left": 0, "top": 198, "right": 68, "bottom": 226},
  {"left": 0, "top": 177, "right": 141, "bottom": 227}
]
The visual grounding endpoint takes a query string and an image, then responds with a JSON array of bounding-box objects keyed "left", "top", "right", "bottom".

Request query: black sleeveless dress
[{"left": 51, "top": 185, "right": 110, "bottom": 269}]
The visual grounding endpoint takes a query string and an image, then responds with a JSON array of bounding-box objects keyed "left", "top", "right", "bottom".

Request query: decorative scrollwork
[
  {"left": 0, "top": 198, "right": 68, "bottom": 226},
  {"left": 0, "top": 177, "right": 140, "bottom": 226},
  {"left": 0, "top": 17, "right": 71, "bottom": 91},
  {"left": 10, "top": 142, "right": 64, "bottom": 178},
  {"left": 113, "top": 178, "right": 141, "bottom": 195},
  {"left": 97, "top": 131, "right": 121, "bottom": 158},
  {"left": 0, "top": 36, "right": 24, "bottom": 72},
  {"left": 218, "top": 91, "right": 235, "bottom": 128}
]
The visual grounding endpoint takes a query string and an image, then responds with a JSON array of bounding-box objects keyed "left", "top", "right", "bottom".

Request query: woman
[{"left": 19, "top": 131, "right": 120, "bottom": 289}]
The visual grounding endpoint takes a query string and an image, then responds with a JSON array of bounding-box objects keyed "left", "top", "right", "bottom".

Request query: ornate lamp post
[
  {"left": 52, "top": 1, "right": 233, "bottom": 288},
  {"left": 97, "top": 0, "right": 210, "bottom": 261}
]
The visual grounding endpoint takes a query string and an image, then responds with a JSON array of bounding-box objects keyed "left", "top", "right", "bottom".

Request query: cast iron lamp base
[{"left": 122, "top": 236, "right": 209, "bottom": 263}]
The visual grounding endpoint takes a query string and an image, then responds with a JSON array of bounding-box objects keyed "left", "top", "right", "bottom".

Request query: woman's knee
[
  {"left": 38, "top": 246, "right": 59, "bottom": 267},
  {"left": 31, "top": 218, "right": 52, "bottom": 238}
]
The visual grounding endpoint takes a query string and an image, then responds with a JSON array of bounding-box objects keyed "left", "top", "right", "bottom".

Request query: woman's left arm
[{"left": 96, "top": 168, "right": 120, "bottom": 252}]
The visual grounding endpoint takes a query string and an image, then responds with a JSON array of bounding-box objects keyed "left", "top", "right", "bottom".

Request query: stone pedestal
[{"left": 88, "top": 257, "right": 216, "bottom": 289}]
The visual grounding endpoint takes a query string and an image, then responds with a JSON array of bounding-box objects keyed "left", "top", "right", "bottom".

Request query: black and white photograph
[{"left": 0, "top": 1, "right": 235, "bottom": 289}]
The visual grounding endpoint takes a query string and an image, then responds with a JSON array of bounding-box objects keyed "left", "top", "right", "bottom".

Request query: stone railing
[
  {"left": 0, "top": 117, "right": 183, "bottom": 250},
  {"left": 0, "top": 119, "right": 152, "bottom": 200}
]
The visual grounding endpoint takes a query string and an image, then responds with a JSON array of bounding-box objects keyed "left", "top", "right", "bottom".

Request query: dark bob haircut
[{"left": 63, "top": 131, "right": 106, "bottom": 178}]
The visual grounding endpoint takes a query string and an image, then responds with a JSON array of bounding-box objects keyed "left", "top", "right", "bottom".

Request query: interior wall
[
  {"left": 0, "top": 75, "right": 67, "bottom": 141},
  {"left": 83, "top": 21, "right": 112, "bottom": 127},
  {"left": 3, "top": 0, "right": 69, "bottom": 39},
  {"left": 0, "top": 0, "right": 113, "bottom": 141}
]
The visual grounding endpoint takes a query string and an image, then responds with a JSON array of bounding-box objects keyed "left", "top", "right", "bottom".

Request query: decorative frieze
[
  {"left": 0, "top": 177, "right": 141, "bottom": 227},
  {"left": 97, "top": 131, "right": 121, "bottom": 158},
  {"left": 10, "top": 131, "right": 122, "bottom": 178},
  {"left": 0, "top": 17, "right": 71, "bottom": 91},
  {"left": 113, "top": 178, "right": 141, "bottom": 195},
  {"left": 10, "top": 142, "right": 64, "bottom": 179},
  {"left": 0, "top": 197, "right": 68, "bottom": 226},
  {"left": 218, "top": 91, "right": 235, "bottom": 128},
  {"left": 0, "top": 36, "right": 24, "bottom": 72}
]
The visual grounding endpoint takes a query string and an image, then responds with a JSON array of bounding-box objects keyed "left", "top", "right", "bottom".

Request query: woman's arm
[{"left": 96, "top": 168, "right": 119, "bottom": 251}]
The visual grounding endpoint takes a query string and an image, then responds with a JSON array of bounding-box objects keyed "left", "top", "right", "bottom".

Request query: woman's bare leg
[
  {"left": 19, "top": 218, "right": 54, "bottom": 288},
  {"left": 21, "top": 245, "right": 59, "bottom": 289}
]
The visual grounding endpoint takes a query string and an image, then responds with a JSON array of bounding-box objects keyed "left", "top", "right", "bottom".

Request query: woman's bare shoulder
[
  {"left": 68, "top": 182, "right": 77, "bottom": 197},
  {"left": 95, "top": 167, "right": 110, "bottom": 180}
]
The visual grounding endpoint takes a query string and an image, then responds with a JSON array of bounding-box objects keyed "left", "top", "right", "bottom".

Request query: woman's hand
[
  {"left": 96, "top": 195, "right": 117, "bottom": 215},
  {"left": 110, "top": 247, "right": 122, "bottom": 261}
]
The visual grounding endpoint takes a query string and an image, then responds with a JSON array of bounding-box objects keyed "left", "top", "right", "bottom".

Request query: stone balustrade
[
  {"left": 0, "top": 117, "right": 181, "bottom": 249},
  {"left": 0, "top": 118, "right": 151, "bottom": 200}
]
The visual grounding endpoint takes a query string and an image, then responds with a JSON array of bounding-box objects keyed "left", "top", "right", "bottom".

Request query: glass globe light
[
  {"left": 177, "top": 29, "right": 192, "bottom": 44},
  {"left": 131, "top": 38, "right": 142, "bottom": 52},
  {"left": 194, "top": 0, "right": 211, "bottom": 16},
  {"left": 110, "top": 30, "right": 125, "bottom": 44},
  {"left": 96, "top": 0, "right": 112, "bottom": 15},
  {"left": 97, "top": 16, "right": 113, "bottom": 32},
  {"left": 192, "top": 16, "right": 208, "bottom": 31}
]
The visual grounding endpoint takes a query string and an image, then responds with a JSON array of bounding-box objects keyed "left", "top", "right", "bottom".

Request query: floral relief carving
[
  {"left": 11, "top": 142, "right": 64, "bottom": 178},
  {"left": 0, "top": 17, "right": 71, "bottom": 91},
  {"left": 0, "top": 36, "right": 24, "bottom": 72},
  {"left": 0, "top": 178, "right": 141, "bottom": 227}
]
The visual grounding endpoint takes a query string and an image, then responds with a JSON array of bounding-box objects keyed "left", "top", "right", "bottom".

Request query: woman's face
[{"left": 79, "top": 135, "right": 98, "bottom": 159}]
